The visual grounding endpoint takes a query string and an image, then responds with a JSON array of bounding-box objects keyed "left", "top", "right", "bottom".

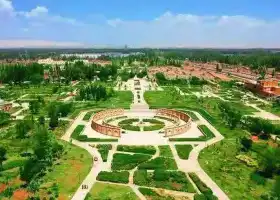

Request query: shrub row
[
  {"left": 138, "top": 157, "right": 177, "bottom": 170},
  {"left": 71, "top": 126, "right": 118, "bottom": 142},
  {"left": 71, "top": 125, "right": 85, "bottom": 140},
  {"left": 142, "top": 119, "right": 164, "bottom": 125},
  {"left": 96, "top": 144, "right": 112, "bottom": 162},
  {"left": 96, "top": 171, "right": 129, "bottom": 184},
  {"left": 111, "top": 153, "right": 151, "bottom": 170},
  {"left": 154, "top": 116, "right": 177, "bottom": 123},
  {"left": 198, "top": 125, "right": 215, "bottom": 139},
  {"left": 83, "top": 111, "right": 95, "bottom": 121},
  {"left": 105, "top": 116, "right": 127, "bottom": 123},
  {"left": 134, "top": 170, "right": 195, "bottom": 193},
  {"left": 169, "top": 137, "right": 206, "bottom": 142},
  {"left": 119, "top": 124, "right": 140, "bottom": 131},
  {"left": 143, "top": 124, "right": 165, "bottom": 131},
  {"left": 175, "top": 145, "right": 193, "bottom": 160},
  {"left": 118, "top": 118, "right": 139, "bottom": 125},
  {"left": 183, "top": 110, "right": 199, "bottom": 121},
  {"left": 117, "top": 145, "right": 156, "bottom": 155},
  {"left": 189, "top": 173, "right": 212, "bottom": 195}
]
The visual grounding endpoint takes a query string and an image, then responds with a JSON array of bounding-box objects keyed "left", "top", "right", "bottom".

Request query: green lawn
[
  {"left": 158, "top": 145, "right": 173, "bottom": 158},
  {"left": 111, "top": 153, "right": 151, "bottom": 170},
  {"left": 97, "top": 171, "right": 129, "bottom": 184},
  {"left": 175, "top": 145, "right": 193, "bottom": 160},
  {"left": 134, "top": 170, "right": 195, "bottom": 193},
  {"left": 86, "top": 182, "right": 139, "bottom": 200},
  {"left": 40, "top": 142, "right": 92, "bottom": 199},
  {"left": 138, "top": 157, "right": 177, "bottom": 170},
  {"left": 117, "top": 145, "right": 156, "bottom": 155}
]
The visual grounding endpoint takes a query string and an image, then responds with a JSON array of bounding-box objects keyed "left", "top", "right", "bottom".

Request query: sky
[{"left": 1, "top": 0, "right": 280, "bottom": 48}]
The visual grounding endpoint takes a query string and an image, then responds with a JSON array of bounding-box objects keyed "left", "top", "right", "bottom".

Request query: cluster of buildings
[
  {"left": 148, "top": 61, "right": 280, "bottom": 98},
  {"left": 148, "top": 65, "right": 231, "bottom": 81}
]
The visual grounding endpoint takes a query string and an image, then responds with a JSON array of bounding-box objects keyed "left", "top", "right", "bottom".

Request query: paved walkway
[{"left": 170, "top": 111, "right": 229, "bottom": 200}]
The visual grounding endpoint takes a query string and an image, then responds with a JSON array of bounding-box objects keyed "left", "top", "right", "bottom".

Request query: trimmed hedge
[
  {"left": 111, "top": 153, "right": 151, "bottom": 170},
  {"left": 117, "top": 145, "right": 156, "bottom": 155},
  {"left": 184, "top": 110, "right": 199, "bottom": 121},
  {"left": 71, "top": 125, "right": 118, "bottom": 142},
  {"left": 118, "top": 118, "right": 139, "bottom": 125},
  {"left": 198, "top": 125, "right": 215, "bottom": 139},
  {"left": 134, "top": 170, "right": 196, "bottom": 193},
  {"left": 169, "top": 125, "right": 215, "bottom": 142},
  {"left": 194, "top": 193, "right": 218, "bottom": 200},
  {"left": 175, "top": 145, "right": 193, "bottom": 160},
  {"left": 96, "top": 144, "right": 112, "bottom": 162},
  {"left": 189, "top": 173, "right": 212, "bottom": 195},
  {"left": 158, "top": 145, "right": 173, "bottom": 158},
  {"left": 169, "top": 137, "right": 206, "bottom": 142},
  {"left": 143, "top": 124, "right": 165, "bottom": 131},
  {"left": 119, "top": 124, "right": 140, "bottom": 131},
  {"left": 142, "top": 119, "right": 164, "bottom": 125},
  {"left": 83, "top": 111, "right": 94, "bottom": 121},
  {"left": 96, "top": 171, "right": 129, "bottom": 184},
  {"left": 138, "top": 157, "right": 177, "bottom": 170},
  {"left": 71, "top": 125, "right": 85, "bottom": 140},
  {"left": 154, "top": 116, "right": 176, "bottom": 123}
]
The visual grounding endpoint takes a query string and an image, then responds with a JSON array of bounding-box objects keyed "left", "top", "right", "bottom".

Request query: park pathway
[{"left": 170, "top": 110, "right": 229, "bottom": 200}]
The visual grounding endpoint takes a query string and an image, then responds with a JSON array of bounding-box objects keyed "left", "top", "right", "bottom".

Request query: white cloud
[
  {"left": 1, "top": 4, "right": 280, "bottom": 48},
  {"left": 24, "top": 6, "right": 48, "bottom": 18},
  {"left": 0, "top": 0, "right": 13, "bottom": 11}
]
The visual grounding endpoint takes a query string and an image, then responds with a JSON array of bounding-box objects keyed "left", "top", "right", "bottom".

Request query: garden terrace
[
  {"left": 156, "top": 109, "right": 191, "bottom": 137},
  {"left": 91, "top": 109, "right": 124, "bottom": 137}
]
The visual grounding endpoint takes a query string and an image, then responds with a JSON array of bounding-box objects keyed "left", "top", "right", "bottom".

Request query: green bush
[
  {"left": 2, "top": 159, "right": 27, "bottom": 171},
  {"left": 194, "top": 194, "right": 207, "bottom": 200},
  {"left": 138, "top": 187, "right": 175, "bottom": 200},
  {"left": 138, "top": 157, "right": 177, "bottom": 170},
  {"left": 96, "top": 144, "right": 112, "bottom": 162},
  {"left": 189, "top": 173, "right": 212, "bottom": 195},
  {"left": 154, "top": 116, "right": 176, "bottom": 123},
  {"left": 78, "top": 136, "right": 118, "bottom": 142},
  {"left": 118, "top": 118, "right": 139, "bottom": 125},
  {"left": 142, "top": 119, "right": 164, "bottom": 124},
  {"left": 117, "top": 145, "right": 156, "bottom": 155},
  {"left": 158, "top": 145, "right": 173, "bottom": 157},
  {"left": 175, "top": 145, "right": 193, "bottom": 160},
  {"left": 169, "top": 137, "right": 207, "bottom": 142},
  {"left": 71, "top": 127, "right": 118, "bottom": 142},
  {"left": 71, "top": 125, "right": 85, "bottom": 140},
  {"left": 96, "top": 171, "right": 129, "bottom": 183},
  {"left": 119, "top": 124, "right": 140, "bottom": 131},
  {"left": 83, "top": 111, "right": 94, "bottom": 121},
  {"left": 194, "top": 193, "right": 218, "bottom": 200},
  {"left": 184, "top": 110, "right": 199, "bottom": 121},
  {"left": 198, "top": 125, "right": 215, "bottom": 139},
  {"left": 143, "top": 124, "right": 165, "bottom": 131},
  {"left": 138, "top": 187, "right": 158, "bottom": 196},
  {"left": 111, "top": 153, "right": 151, "bottom": 170},
  {"left": 134, "top": 170, "right": 195, "bottom": 192},
  {"left": 250, "top": 173, "right": 267, "bottom": 185}
]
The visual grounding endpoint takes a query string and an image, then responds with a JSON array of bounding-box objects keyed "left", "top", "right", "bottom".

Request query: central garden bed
[{"left": 117, "top": 118, "right": 165, "bottom": 132}]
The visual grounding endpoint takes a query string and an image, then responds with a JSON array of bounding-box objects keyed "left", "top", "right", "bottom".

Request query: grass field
[
  {"left": 40, "top": 142, "right": 92, "bottom": 199},
  {"left": 86, "top": 182, "right": 139, "bottom": 200}
]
